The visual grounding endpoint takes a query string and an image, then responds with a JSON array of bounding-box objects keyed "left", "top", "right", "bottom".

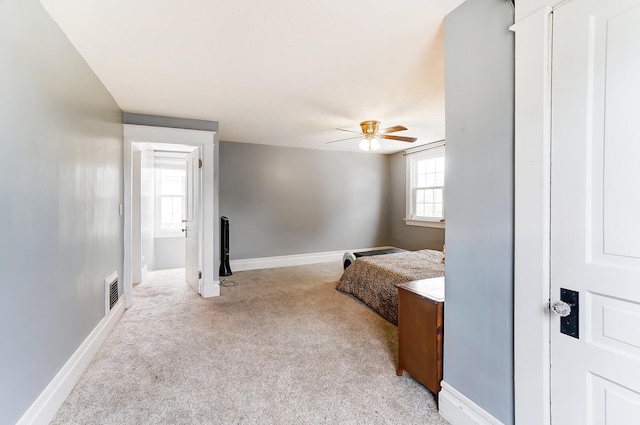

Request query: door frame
[
  {"left": 512, "top": 4, "right": 557, "bottom": 425},
  {"left": 131, "top": 146, "right": 142, "bottom": 285},
  {"left": 123, "top": 124, "right": 220, "bottom": 308}
]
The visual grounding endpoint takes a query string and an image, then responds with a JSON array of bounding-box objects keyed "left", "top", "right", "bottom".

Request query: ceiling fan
[{"left": 326, "top": 120, "right": 418, "bottom": 151}]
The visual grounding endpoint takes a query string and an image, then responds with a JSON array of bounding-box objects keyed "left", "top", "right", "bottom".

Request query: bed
[{"left": 336, "top": 249, "right": 444, "bottom": 325}]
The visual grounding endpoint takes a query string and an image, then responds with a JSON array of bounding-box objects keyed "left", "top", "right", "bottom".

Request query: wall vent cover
[{"left": 105, "top": 272, "right": 119, "bottom": 314}]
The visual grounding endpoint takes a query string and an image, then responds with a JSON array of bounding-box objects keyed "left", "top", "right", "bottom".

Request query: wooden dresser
[{"left": 395, "top": 277, "right": 444, "bottom": 395}]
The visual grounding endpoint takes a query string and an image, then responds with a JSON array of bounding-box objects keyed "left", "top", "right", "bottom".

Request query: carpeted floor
[{"left": 51, "top": 263, "right": 448, "bottom": 425}]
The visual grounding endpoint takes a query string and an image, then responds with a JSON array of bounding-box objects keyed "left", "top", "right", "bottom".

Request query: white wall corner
[
  {"left": 16, "top": 297, "right": 126, "bottom": 425},
  {"left": 201, "top": 280, "right": 220, "bottom": 298},
  {"left": 439, "top": 382, "right": 505, "bottom": 425}
]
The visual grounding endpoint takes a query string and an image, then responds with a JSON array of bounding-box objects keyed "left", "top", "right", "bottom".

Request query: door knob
[{"left": 551, "top": 300, "right": 572, "bottom": 317}]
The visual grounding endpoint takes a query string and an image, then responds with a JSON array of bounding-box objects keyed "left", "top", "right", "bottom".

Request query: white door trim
[
  {"left": 123, "top": 124, "right": 220, "bottom": 307},
  {"left": 512, "top": 5, "right": 555, "bottom": 425}
]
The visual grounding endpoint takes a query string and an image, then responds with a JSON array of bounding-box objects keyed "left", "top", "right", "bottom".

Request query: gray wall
[
  {"left": 389, "top": 151, "right": 445, "bottom": 251},
  {"left": 0, "top": 1, "right": 124, "bottom": 423},
  {"left": 443, "top": 0, "right": 514, "bottom": 424},
  {"left": 219, "top": 141, "right": 391, "bottom": 259}
]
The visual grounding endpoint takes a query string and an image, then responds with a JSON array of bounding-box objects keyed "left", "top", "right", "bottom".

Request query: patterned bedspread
[{"left": 336, "top": 249, "right": 444, "bottom": 325}]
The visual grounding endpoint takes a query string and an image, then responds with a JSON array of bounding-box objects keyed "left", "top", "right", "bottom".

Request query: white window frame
[
  {"left": 154, "top": 158, "right": 187, "bottom": 238},
  {"left": 404, "top": 142, "right": 446, "bottom": 228}
]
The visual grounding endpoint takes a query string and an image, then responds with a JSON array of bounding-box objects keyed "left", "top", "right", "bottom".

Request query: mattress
[{"left": 336, "top": 249, "right": 444, "bottom": 325}]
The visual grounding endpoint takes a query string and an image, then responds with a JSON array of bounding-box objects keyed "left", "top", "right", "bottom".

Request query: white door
[
  {"left": 184, "top": 148, "right": 201, "bottom": 293},
  {"left": 551, "top": 0, "right": 640, "bottom": 423}
]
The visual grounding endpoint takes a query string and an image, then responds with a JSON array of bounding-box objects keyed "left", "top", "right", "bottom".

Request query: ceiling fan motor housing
[{"left": 359, "top": 120, "right": 380, "bottom": 135}]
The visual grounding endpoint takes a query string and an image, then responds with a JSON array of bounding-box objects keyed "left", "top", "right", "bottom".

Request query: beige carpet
[{"left": 52, "top": 263, "right": 448, "bottom": 424}]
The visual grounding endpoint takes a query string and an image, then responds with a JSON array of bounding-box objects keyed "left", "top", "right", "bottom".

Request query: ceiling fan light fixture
[
  {"left": 370, "top": 138, "right": 381, "bottom": 151},
  {"left": 358, "top": 137, "right": 381, "bottom": 152}
]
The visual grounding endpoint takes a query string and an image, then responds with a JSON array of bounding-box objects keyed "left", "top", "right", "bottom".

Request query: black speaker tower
[{"left": 219, "top": 216, "right": 233, "bottom": 276}]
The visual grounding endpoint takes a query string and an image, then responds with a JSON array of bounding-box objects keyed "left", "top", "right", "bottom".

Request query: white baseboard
[
  {"left": 229, "top": 246, "right": 391, "bottom": 272},
  {"left": 439, "top": 381, "right": 505, "bottom": 425},
  {"left": 16, "top": 297, "right": 126, "bottom": 425}
]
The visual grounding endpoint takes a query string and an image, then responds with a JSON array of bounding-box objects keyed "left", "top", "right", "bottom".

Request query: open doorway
[
  {"left": 131, "top": 142, "right": 195, "bottom": 285},
  {"left": 124, "top": 124, "right": 220, "bottom": 308}
]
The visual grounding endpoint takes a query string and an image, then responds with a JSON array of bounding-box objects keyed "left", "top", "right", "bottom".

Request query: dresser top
[{"left": 396, "top": 277, "right": 445, "bottom": 302}]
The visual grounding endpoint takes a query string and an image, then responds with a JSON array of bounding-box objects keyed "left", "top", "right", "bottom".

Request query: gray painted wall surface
[
  {"left": 389, "top": 152, "right": 445, "bottom": 251},
  {"left": 0, "top": 1, "right": 123, "bottom": 422},
  {"left": 219, "top": 142, "right": 391, "bottom": 259},
  {"left": 443, "top": 0, "right": 514, "bottom": 424}
]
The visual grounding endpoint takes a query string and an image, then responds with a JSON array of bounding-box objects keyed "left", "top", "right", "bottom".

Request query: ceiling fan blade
[
  {"left": 336, "top": 128, "right": 364, "bottom": 135},
  {"left": 380, "top": 125, "right": 408, "bottom": 134},
  {"left": 381, "top": 134, "right": 417, "bottom": 143},
  {"left": 325, "top": 135, "right": 363, "bottom": 144}
]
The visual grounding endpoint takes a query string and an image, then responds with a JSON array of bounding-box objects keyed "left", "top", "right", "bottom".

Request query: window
[
  {"left": 405, "top": 143, "right": 445, "bottom": 228},
  {"left": 155, "top": 160, "right": 186, "bottom": 237}
]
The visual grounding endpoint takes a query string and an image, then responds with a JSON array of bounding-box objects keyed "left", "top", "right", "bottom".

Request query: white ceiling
[{"left": 40, "top": 0, "right": 464, "bottom": 154}]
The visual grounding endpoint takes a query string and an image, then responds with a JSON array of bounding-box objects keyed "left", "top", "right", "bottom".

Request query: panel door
[
  {"left": 551, "top": 0, "right": 640, "bottom": 423},
  {"left": 185, "top": 148, "right": 201, "bottom": 293}
]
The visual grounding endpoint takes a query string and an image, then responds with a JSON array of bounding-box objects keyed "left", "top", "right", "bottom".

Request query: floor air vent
[{"left": 105, "top": 272, "right": 119, "bottom": 314}]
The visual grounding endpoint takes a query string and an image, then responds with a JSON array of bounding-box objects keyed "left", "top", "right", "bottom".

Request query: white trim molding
[
  {"left": 201, "top": 280, "right": 220, "bottom": 298},
  {"left": 511, "top": 5, "right": 554, "bottom": 425},
  {"left": 16, "top": 297, "right": 125, "bottom": 425},
  {"left": 439, "top": 382, "right": 505, "bottom": 425},
  {"left": 405, "top": 143, "right": 446, "bottom": 225},
  {"left": 230, "top": 247, "right": 391, "bottom": 272},
  {"left": 123, "top": 124, "right": 220, "bottom": 304},
  {"left": 403, "top": 218, "right": 445, "bottom": 229}
]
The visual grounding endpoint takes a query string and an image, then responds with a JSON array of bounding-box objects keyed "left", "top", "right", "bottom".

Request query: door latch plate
[{"left": 560, "top": 288, "right": 579, "bottom": 339}]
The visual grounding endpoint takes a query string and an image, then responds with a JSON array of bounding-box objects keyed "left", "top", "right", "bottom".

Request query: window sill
[{"left": 404, "top": 218, "right": 445, "bottom": 229}]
